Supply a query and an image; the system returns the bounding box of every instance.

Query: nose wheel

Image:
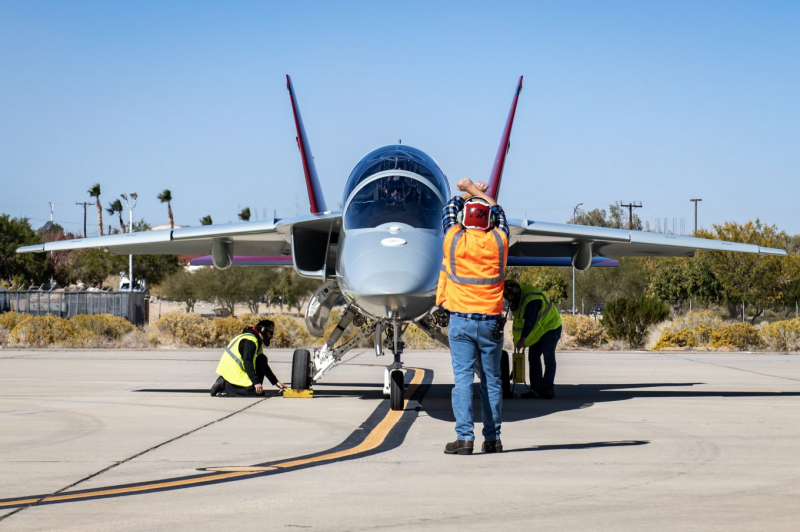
[389,369,404,410]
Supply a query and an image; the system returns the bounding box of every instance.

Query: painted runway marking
[0,367,430,512]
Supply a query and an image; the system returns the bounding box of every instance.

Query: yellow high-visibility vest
[216,332,262,387]
[512,285,562,347]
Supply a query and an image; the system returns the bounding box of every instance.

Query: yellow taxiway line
[0,368,425,508]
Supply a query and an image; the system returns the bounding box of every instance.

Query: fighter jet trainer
[18,75,786,410]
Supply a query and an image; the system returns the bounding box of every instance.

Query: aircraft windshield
[343,145,449,201]
[344,175,444,230]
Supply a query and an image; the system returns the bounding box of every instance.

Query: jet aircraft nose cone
[339,227,443,319]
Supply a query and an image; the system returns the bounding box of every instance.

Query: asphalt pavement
[1,347,799,531]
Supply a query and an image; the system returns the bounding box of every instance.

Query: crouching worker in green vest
[210,320,287,397]
[504,280,562,399]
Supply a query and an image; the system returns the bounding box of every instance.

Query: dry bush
[0,312,32,331]
[710,323,762,350]
[0,326,9,347]
[8,315,76,347]
[653,311,725,350]
[212,316,246,346]
[152,312,216,348]
[69,314,135,340]
[666,310,724,331]
[760,319,800,352]
[654,329,697,350]
[562,314,605,348]
[58,329,105,348]
[119,330,151,349]
[269,315,314,348]
[404,324,442,349]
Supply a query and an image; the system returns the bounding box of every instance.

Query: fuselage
[336,145,449,320]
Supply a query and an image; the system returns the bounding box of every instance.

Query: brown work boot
[481,439,503,453]
[444,439,474,455]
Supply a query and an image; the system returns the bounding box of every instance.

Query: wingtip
[16,244,45,254]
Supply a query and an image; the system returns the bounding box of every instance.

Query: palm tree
[158,189,174,229]
[106,199,126,233]
[199,215,213,226]
[238,207,251,222]
[88,183,103,236]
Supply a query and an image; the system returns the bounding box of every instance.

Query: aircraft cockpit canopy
[343,145,449,230]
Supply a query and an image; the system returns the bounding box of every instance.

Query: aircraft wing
[507,218,786,268]
[17,213,342,261]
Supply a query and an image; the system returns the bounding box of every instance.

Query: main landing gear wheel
[390,369,404,411]
[291,349,312,390]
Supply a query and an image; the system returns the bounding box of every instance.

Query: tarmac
[1,347,800,531]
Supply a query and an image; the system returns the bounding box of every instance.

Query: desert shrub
[7,315,76,347]
[662,311,723,337]
[653,329,697,349]
[760,319,800,352]
[269,315,314,348]
[58,329,104,348]
[0,326,9,347]
[0,312,32,331]
[153,312,216,347]
[118,330,151,349]
[404,324,442,349]
[562,314,605,348]
[653,310,724,349]
[68,314,135,340]
[212,316,246,346]
[602,297,670,348]
[710,323,762,350]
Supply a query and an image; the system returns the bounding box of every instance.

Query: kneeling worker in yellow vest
[504,280,562,399]
[210,320,287,397]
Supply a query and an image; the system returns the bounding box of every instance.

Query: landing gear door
[305,280,342,337]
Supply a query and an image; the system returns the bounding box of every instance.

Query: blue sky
[1,0,798,236]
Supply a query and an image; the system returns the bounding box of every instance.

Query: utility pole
[690,198,702,233]
[620,201,642,230]
[572,202,583,315]
[75,202,91,237]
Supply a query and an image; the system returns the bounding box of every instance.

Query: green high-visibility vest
[215,332,262,387]
[512,284,562,347]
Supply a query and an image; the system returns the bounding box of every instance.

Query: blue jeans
[448,315,503,441]
[528,326,562,391]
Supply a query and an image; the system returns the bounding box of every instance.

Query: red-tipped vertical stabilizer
[485,76,523,201]
[287,75,328,214]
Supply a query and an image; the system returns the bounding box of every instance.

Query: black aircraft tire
[291,349,311,390]
[390,370,404,411]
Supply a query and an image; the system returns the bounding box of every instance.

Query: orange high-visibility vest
[436,225,508,315]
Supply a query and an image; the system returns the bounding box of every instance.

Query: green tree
[199,215,213,226]
[507,267,569,305]
[158,189,174,228]
[0,215,50,285]
[575,257,652,302]
[696,220,800,323]
[88,183,104,236]
[271,268,319,312]
[160,269,198,312]
[571,202,642,230]
[106,199,126,233]
[238,207,251,222]
[602,297,670,348]
[651,258,723,312]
